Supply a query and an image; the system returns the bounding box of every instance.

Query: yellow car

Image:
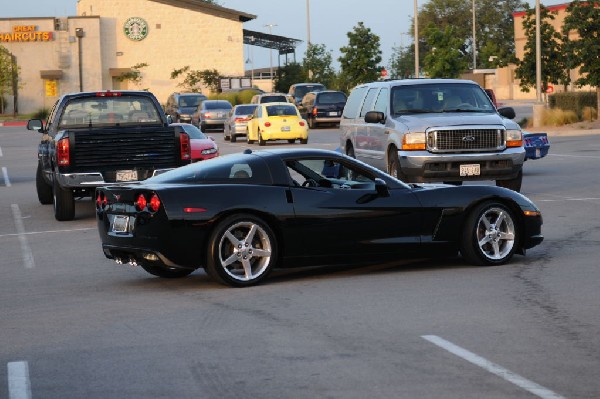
[246,102,309,145]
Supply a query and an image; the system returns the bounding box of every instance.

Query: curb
[0,121,28,127]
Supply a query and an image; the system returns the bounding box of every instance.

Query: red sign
[546,85,554,94]
[381,68,388,78]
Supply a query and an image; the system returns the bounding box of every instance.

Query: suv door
[354,87,380,162]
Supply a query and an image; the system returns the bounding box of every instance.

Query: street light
[75,28,85,91]
[246,36,255,86]
[535,0,542,103]
[264,23,278,91]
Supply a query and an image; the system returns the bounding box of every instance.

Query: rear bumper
[56,168,173,188]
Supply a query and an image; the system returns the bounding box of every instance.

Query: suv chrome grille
[427,128,505,152]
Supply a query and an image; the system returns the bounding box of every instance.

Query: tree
[170,66,221,93]
[338,22,382,92]
[388,44,415,79]
[563,0,600,114]
[116,62,148,90]
[422,24,469,78]
[514,4,569,94]
[273,62,306,93]
[0,45,20,114]
[302,43,335,87]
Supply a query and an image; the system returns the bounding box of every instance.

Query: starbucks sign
[123,17,148,41]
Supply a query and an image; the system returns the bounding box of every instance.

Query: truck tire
[387,146,409,182]
[53,178,75,221]
[496,170,522,192]
[36,163,53,205]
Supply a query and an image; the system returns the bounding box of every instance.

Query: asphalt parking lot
[1,124,599,398]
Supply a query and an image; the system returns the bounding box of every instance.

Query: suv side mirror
[365,111,385,124]
[498,107,516,120]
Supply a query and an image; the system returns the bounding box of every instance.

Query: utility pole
[472,0,477,70]
[264,23,277,91]
[414,0,419,78]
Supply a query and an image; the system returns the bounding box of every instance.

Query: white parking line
[0,227,95,239]
[7,361,32,399]
[11,204,35,269]
[2,167,10,187]
[422,335,566,399]
[548,153,600,159]
[0,145,4,156]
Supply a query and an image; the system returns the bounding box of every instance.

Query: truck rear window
[59,96,162,127]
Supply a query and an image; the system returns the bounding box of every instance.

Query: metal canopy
[243,29,302,55]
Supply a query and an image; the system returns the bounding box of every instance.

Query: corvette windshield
[391,83,495,115]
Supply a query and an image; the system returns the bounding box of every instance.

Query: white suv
[339,79,525,191]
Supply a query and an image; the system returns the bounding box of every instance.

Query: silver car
[191,100,233,131]
[224,104,258,142]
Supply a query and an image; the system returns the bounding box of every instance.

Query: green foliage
[237,89,259,104]
[514,4,570,93]
[274,63,306,93]
[548,91,597,118]
[116,62,148,88]
[0,45,20,114]
[389,44,415,79]
[32,108,49,119]
[171,67,221,93]
[338,22,382,91]
[206,89,260,105]
[302,43,336,87]
[422,24,469,78]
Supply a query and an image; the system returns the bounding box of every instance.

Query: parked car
[171,123,219,161]
[191,100,233,131]
[523,131,550,160]
[27,90,191,221]
[339,79,526,191]
[165,92,208,123]
[250,92,289,104]
[288,83,326,105]
[246,102,308,145]
[224,104,258,142]
[299,90,347,128]
[96,148,544,287]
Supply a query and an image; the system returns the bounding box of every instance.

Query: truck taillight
[57,137,70,165]
[180,132,191,160]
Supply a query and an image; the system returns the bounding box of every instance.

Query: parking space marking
[0,227,95,239]
[11,204,35,269]
[422,335,565,399]
[7,361,32,399]
[548,153,600,159]
[2,167,10,187]
[0,145,4,156]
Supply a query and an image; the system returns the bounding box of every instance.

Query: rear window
[205,101,232,110]
[235,105,258,115]
[317,92,347,104]
[266,105,297,117]
[178,95,206,107]
[59,95,161,127]
[260,95,287,103]
[294,84,325,99]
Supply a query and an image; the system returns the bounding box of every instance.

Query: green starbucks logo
[123,17,148,41]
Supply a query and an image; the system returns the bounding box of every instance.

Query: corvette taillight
[95,191,108,209]
[180,132,191,161]
[135,194,147,211]
[149,193,161,212]
[57,137,70,166]
[135,193,161,212]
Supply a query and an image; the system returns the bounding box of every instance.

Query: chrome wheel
[213,218,274,284]
[475,207,515,260]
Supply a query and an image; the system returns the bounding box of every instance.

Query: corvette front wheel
[205,214,277,287]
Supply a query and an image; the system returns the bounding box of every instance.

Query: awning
[40,70,63,79]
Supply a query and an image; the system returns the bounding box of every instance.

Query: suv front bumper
[397,147,525,182]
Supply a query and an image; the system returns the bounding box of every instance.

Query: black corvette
[96,148,543,287]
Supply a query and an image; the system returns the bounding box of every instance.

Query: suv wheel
[387,146,409,182]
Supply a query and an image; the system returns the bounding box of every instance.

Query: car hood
[394,112,519,132]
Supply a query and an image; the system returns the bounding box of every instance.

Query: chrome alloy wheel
[475,207,515,260]
[217,221,273,282]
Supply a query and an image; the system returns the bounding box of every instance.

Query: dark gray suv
[165,92,207,123]
[339,79,525,191]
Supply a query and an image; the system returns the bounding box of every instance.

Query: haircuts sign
[0,25,53,42]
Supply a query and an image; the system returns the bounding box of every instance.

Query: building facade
[0,0,255,114]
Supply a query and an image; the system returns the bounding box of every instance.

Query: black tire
[200,122,207,131]
[460,201,518,266]
[387,146,409,182]
[231,134,237,143]
[36,163,53,205]
[52,178,75,221]
[496,170,523,192]
[223,128,231,141]
[205,214,277,287]
[247,128,255,144]
[300,138,308,144]
[308,117,316,129]
[288,139,296,144]
[258,130,266,146]
[140,264,194,278]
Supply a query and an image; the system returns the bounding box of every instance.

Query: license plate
[535,148,541,158]
[328,111,338,116]
[116,170,138,182]
[218,113,225,118]
[281,126,291,132]
[111,215,130,233]
[460,164,480,176]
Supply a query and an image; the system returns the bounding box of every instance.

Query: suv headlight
[402,132,426,150]
[506,129,523,147]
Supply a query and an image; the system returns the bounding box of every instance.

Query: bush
[549,92,596,118]
[582,106,597,121]
[32,108,49,119]
[543,108,578,126]
[237,89,258,104]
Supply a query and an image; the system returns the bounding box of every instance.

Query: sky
[2,0,569,71]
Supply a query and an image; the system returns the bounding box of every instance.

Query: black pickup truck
[27,90,191,221]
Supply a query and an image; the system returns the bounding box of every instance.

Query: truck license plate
[116,170,138,182]
[111,215,130,233]
[328,111,338,116]
[460,164,480,176]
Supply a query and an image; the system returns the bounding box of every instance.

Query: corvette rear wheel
[206,214,277,287]
[461,201,518,266]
